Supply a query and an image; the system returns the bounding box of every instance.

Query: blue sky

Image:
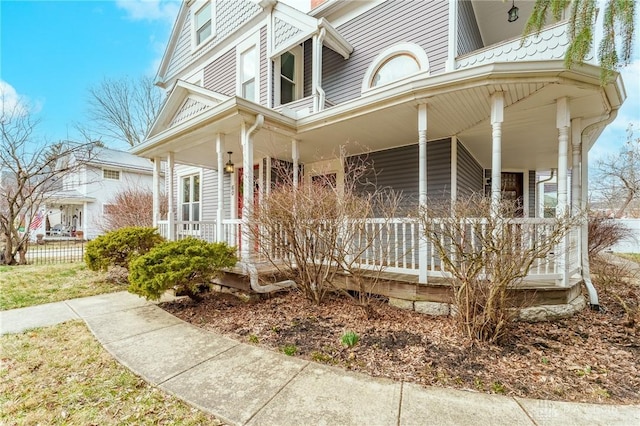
[1,0,638,160]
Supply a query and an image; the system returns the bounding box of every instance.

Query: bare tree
[0,90,96,264]
[99,185,168,232]
[419,195,580,343]
[80,75,164,147]
[591,124,640,218]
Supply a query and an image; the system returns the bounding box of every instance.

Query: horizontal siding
[324,0,449,105]
[456,140,483,198]
[202,168,217,221]
[304,39,312,98]
[457,0,484,55]
[529,170,536,218]
[349,138,452,212]
[260,26,267,106]
[204,48,236,96]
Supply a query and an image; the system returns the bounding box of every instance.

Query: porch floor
[216,263,583,308]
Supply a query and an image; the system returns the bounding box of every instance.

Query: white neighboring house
[33,146,164,240]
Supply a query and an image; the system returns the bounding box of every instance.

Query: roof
[79,146,156,173]
[44,189,96,204]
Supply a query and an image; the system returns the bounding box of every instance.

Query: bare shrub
[587,214,632,258]
[100,187,167,231]
[590,255,640,326]
[419,195,580,343]
[248,151,403,307]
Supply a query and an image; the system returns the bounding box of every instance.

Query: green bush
[128,238,237,301]
[84,227,164,271]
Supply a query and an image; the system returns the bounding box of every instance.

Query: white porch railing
[157,217,580,285]
[455,21,595,70]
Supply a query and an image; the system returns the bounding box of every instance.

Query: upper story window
[362,43,430,93]
[236,33,260,102]
[371,55,420,87]
[193,1,213,48]
[103,169,120,180]
[275,46,303,106]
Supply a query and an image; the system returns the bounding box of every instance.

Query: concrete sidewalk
[2,292,639,426]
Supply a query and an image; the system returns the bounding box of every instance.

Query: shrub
[128,238,237,301]
[588,215,632,258]
[85,227,163,271]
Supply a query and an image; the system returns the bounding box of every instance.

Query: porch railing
[157,217,580,285]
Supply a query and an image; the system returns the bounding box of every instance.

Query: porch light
[224,151,235,174]
[507,0,519,22]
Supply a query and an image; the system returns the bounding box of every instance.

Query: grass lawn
[617,253,640,264]
[0,321,220,425]
[0,263,122,310]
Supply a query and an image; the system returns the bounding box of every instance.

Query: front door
[237,164,260,218]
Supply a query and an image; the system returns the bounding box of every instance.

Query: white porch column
[556,97,571,286]
[571,118,582,215]
[556,97,570,215]
[446,0,458,71]
[240,115,264,261]
[152,157,161,228]
[418,103,428,283]
[216,134,225,243]
[292,139,299,188]
[490,92,504,215]
[450,136,458,204]
[167,152,175,240]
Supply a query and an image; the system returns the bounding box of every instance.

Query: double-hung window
[181,174,201,226]
[275,46,302,105]
[237,33,260,102]
[193,1,213,47]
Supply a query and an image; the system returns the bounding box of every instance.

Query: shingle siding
[323,0,449,105]
[457,0,484,55]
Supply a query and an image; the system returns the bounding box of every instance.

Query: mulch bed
[161,275,640,405]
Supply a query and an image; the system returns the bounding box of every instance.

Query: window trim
[361,43,430,94]
[178,171,203,223]
[102,168,121,180]
[236,33,261,102]
[192,0,215,51]
[274,45,303,106]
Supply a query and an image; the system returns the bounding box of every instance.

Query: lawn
[0,321,221,425]
[617,253,640,264]
[0,263,121,310]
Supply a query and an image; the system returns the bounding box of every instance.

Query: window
[194,1,212,46]
[362,43,430,93]
[180,174,201,223]
[275,46,303,106]
[103,169,120,180]
[371,55,420,87]
[236,34,260,102]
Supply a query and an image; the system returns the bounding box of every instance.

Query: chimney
[311,0,327,10]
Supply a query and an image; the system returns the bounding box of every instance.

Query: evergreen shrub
[84,227,163,271]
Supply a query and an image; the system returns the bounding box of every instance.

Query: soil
[160,261,640,405]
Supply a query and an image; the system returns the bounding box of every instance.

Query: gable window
[275,46,303,106]
[180,174,201,223]
[362,43,430,93]
[103,169,120,180]
[371,55,420,87]
[236,34,260,102]
[193,1,213,47]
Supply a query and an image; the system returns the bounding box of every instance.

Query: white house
[36,146,164,240]
[131,0,626,313]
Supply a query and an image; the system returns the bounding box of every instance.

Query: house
[36,146,164,240]
[131,0,626,314]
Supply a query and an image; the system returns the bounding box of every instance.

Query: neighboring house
[132,0,626,312]
[38,146,164,240]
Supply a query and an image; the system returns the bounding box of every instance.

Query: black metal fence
[26,239,86,265]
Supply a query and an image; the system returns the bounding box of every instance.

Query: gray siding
[529,170,536,218]
[204,48,236,96]
[457,0,484,56]
[260,26,267,106]
[323,0,449,105]
[349,138,452,211]
[456,140,483,198]
[304,39,312,98]
[166,0,261,82]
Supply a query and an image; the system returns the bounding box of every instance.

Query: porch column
[152,157,161,228]
[556,97,571,286]
[167,152,175,240]
[216,134,225,243]
[241,115,264,261]
[418,103,428,283]
[490,92,504,216]
[571,118,582,216]
[292,139,299,188]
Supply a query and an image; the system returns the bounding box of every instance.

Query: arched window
[362,43,430,93]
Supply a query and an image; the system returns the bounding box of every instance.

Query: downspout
[313,28,327,112]
[580,108,619,309]
[242,114,296,293]
[536,169,555,218]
